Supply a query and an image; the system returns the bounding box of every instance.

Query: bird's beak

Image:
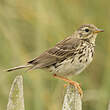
[94,29,104,33]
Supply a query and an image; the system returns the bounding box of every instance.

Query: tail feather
[6,65,32,72]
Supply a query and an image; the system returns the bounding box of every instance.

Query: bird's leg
[53,74,83,97]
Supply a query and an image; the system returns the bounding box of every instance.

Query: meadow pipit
[6,24,104,96]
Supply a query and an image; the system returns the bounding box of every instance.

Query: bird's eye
[85,28,89,32]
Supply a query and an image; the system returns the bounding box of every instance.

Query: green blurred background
[0,0,110,110]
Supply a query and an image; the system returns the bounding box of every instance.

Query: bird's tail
[6,64,32,72]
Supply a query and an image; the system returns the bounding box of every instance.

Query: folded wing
[28,36,80,69]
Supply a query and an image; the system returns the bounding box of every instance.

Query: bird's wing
[27,36,80,69]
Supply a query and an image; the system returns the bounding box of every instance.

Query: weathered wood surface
[7,75,25,110]
[62,84,82,110]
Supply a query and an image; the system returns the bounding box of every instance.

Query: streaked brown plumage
[6,24,103,96]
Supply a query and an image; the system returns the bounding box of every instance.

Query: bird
[6,24,104,96]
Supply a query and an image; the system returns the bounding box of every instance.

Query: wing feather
[27,36,80,68]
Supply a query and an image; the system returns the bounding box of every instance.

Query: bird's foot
[53,74,83,97]
[68,80,83,97]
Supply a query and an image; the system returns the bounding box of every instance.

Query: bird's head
[76,24,104,43]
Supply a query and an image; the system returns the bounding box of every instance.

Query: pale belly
[48,48,94,76]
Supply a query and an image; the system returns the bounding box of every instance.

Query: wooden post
[62,84,82,110]
[108,101,110,110]
[7,75,25,110]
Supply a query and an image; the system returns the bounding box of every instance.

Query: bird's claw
[69,81,83,98]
